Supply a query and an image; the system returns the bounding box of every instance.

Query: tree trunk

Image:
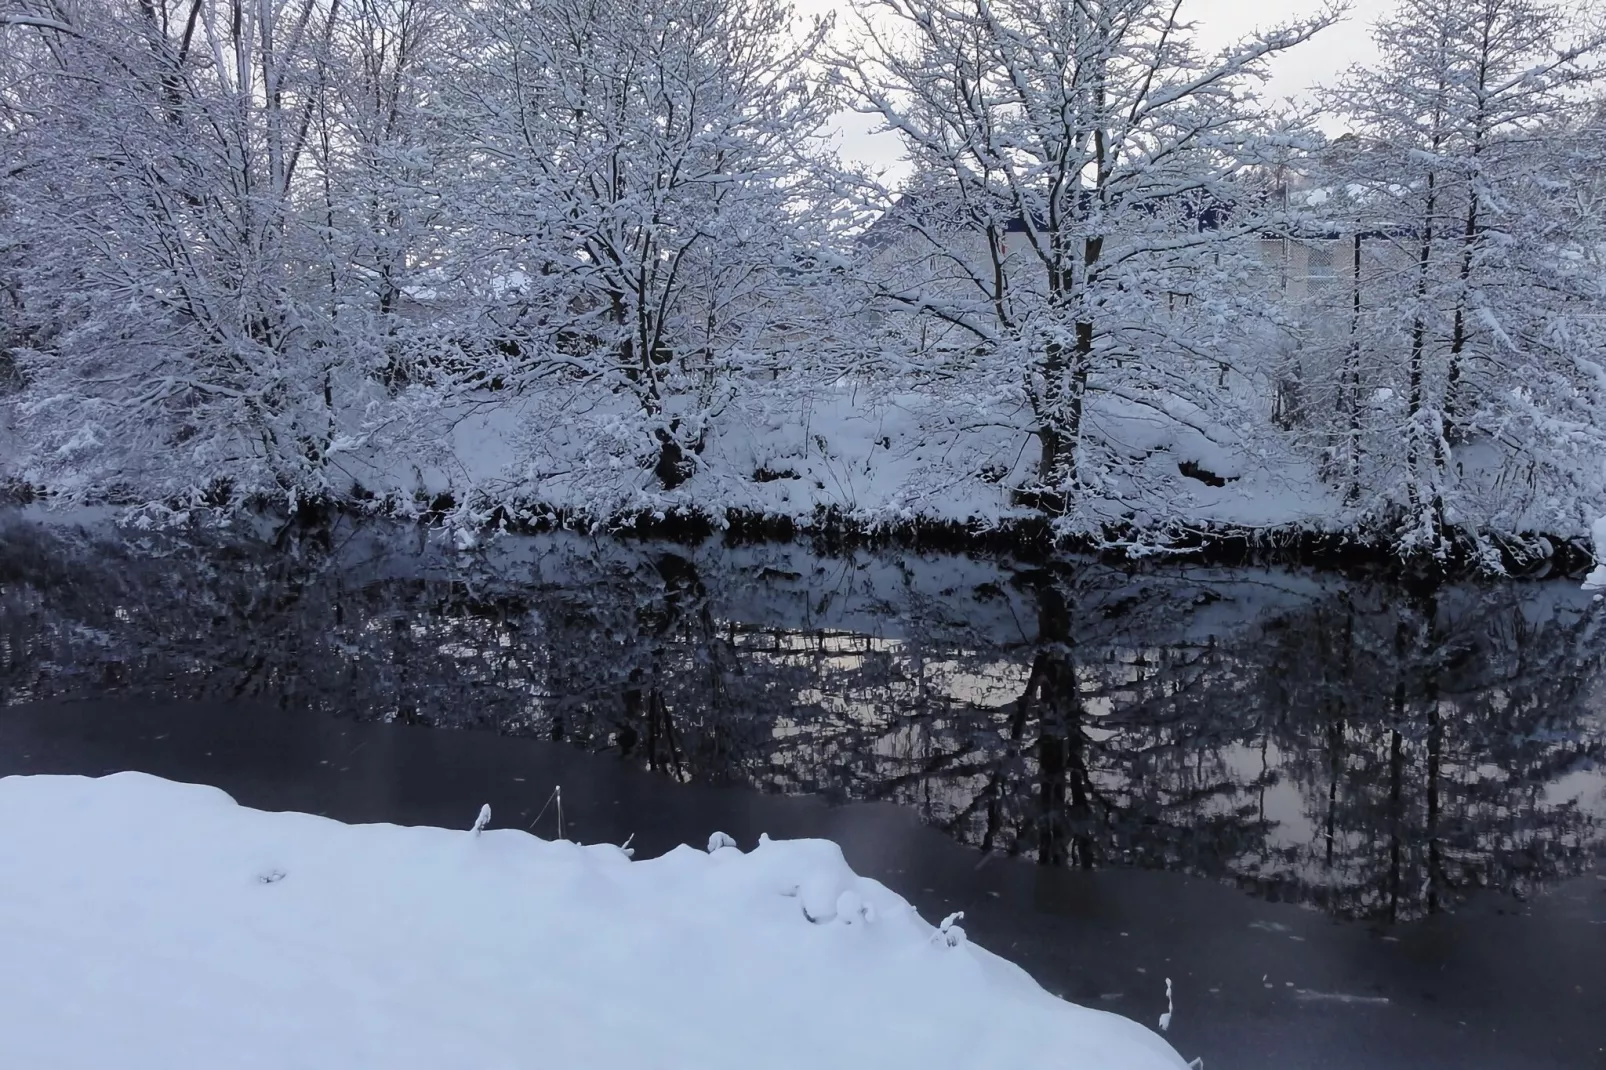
[1341,233,1364,504]
[1036,337,1065,487]
[1067,318,1092,486]
[653,428,692,490]
[1406,167,1444,546]
[1445,155,1482,441]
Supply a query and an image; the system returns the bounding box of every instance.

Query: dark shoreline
[5,479,1597,582]
[348,494,1599,583]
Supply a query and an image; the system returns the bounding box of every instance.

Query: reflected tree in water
[2,519,1602,921]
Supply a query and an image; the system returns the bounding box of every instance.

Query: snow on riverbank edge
[1583,516,1606,591]
[0,772,1190,1070]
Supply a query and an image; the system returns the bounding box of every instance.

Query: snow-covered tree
[1319,0,1606,557]
[838,0,1340,534]
[444,0,850,496]
[1,0,369,511]
[4,0,1603,557]
[310,0,456,389]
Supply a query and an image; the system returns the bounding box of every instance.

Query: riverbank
[5,486,1593,580]
[414,499,1598,579]
[4,380,1596,579]
[0,770,1191,1070]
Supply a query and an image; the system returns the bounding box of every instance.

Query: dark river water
[2,515,1603,1068]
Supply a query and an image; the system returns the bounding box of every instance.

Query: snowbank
[352,382,1341,538]
[0,772,1189,1070]
[1583,516,1606,591]
[343,382,1597,553]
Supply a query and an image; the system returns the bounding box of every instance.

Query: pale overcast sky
[802,0,1395,171]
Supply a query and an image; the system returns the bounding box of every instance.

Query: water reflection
[3,518,1602,921]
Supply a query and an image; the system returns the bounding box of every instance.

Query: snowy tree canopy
[2,0,1605,564]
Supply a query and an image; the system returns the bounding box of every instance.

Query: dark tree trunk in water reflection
[1388,727,1405,922]
[1025,580,1096,869]
[2,519,1603,922]
[1424,592,1443,916]
[1321,594,1354,870]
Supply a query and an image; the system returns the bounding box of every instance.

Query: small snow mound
[835,889,875,925]
[797,870,854,923]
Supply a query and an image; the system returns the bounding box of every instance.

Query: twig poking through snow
[471,804,492,837]
[527,787,562,836]
[1159,977,1173,1032]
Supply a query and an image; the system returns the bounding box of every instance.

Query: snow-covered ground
[7,370,1594,550]
[351,381,1343,536]
[333,378,1593,546]
[0,772,1191,1070]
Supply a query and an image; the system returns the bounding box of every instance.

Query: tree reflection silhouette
[3,520,1602,921]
